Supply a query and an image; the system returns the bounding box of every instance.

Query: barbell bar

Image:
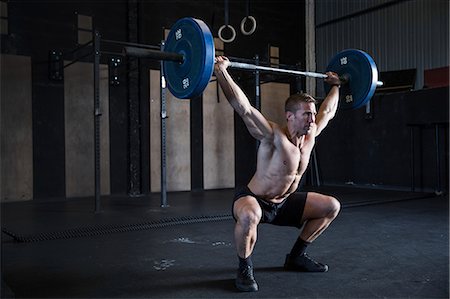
[124,17,383,109]
[227,61,382,87]
[124,46,383,84]
[124,46,329,78]
[227,61,329,79]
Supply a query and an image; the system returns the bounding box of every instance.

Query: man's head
[285,93,317,113]
[285,93,317,136]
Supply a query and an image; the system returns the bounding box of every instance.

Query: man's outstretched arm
[214,56,274,141]
[315,72,341,136]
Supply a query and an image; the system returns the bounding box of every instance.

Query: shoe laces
[240,265,255,280]
[302,253,321,266]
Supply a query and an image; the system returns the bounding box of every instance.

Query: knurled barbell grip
[228,61,328,78]
[229,62,384,86]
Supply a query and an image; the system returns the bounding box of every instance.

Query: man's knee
[235,203,262,228]
[327,196,341,219]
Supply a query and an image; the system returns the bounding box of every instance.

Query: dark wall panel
[139,1,305,67]
[108,73,129,195]
[316,87,449,192]
[32,83,66,200]
[191,95,204,191]
[32,47,66,200]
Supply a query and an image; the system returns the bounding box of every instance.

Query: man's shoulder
[303,129,317,147]
[268,121,283,132]
[260,123,283,146]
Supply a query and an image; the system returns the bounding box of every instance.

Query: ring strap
[224,0,229,26]
[245,0,249,18]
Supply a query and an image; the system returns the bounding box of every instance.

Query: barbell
[124,17,383,110]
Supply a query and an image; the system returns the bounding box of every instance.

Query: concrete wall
[150,70,191,192]
[64,62,110,198]
[202,78,235,190]
[1,54,33,201]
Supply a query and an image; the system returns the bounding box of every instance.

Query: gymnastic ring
[240,16,257,36]
[218,24,236,43]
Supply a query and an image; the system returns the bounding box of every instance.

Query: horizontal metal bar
[63,50,94,69]
[227,55,301,70]
[123,46,184,62]
[102,39,160,50]
[229,61,384,87]
[100,50,125,57]
[121,47,383,88]
[66,40,93,56]
[228,61,328,78]
[226,55,261,64]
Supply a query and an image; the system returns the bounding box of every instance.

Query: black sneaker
[235,265,258,292]
[284,253,329,272]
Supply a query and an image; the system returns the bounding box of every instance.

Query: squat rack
[53,30,103,213]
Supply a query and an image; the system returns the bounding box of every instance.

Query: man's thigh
[301,192,337,223]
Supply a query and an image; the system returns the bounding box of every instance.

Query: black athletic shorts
[232,185,307,228]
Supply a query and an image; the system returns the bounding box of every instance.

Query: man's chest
[277,139,314,174]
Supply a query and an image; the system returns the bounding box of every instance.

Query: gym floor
[1,186,448,298]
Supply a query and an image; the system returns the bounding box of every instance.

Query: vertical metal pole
[410,126,415,192]
[312,149,321,186]
[435,124,441,195]
[294,62,302,93]
[94,30,101,213]
[365,100,372,120]
[127,0,141,196]
[254,55,260,111]
[254,55,261,151]
[160,41,168,208]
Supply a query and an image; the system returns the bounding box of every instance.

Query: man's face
[290,102,317,135]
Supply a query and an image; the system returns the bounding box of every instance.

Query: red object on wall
[424,66,449,89]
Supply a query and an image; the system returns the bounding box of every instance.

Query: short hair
[285,93,317,113]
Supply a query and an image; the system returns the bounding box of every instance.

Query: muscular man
[214,56,342,292]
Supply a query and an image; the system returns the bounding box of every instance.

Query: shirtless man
[214,56,342,292]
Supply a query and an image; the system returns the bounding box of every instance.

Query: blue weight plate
[324,49,378,110]
[164,18,215,99]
